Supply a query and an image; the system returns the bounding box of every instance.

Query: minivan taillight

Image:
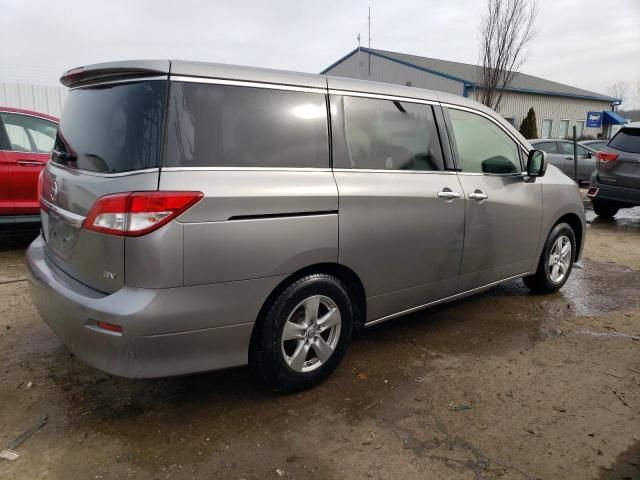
[84,191,203,237]
[596,151,619,162]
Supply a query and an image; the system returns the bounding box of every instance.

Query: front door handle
[437,189,461,200]
[17,159,45,167]
[469,191,489,201]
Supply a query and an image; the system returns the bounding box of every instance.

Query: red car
[0,107,58,229]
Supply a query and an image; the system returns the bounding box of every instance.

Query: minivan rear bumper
[26,235,280,378]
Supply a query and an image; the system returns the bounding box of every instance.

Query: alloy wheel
[548,235,572,283]
[280,295,342,373]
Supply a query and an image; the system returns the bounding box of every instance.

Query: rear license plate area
[47,212,78,258]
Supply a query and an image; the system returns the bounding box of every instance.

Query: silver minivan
[27,60,585,392]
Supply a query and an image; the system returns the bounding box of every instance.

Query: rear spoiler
[60,60,171,88]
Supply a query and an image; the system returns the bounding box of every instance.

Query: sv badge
[103,271,117,280]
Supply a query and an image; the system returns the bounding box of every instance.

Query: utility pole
[368,6,371,77]
[357,33,361,79]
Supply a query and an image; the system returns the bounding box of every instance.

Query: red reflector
[83,191,203,237]
[97,321,122,333]
[596,151,619,162]
[37,170,48,212]
[587,187,599,198]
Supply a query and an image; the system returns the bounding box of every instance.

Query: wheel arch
[553,213,584,261]
[249,263,367,354]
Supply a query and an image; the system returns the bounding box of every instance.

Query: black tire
[523,222,576,294]
[249,274,353,393]
[591,199,619,219]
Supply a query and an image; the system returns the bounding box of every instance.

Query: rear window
[609,128,640,154]
[164,82,329,169]
[53,80,166,173]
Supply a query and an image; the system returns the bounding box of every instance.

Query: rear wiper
[52,149,77,163]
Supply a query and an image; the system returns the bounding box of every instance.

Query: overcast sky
[1,0,639,108]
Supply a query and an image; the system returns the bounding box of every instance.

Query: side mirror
[526,149,547,177]
[585,151,592,159]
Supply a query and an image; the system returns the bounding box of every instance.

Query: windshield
[53,80,167,173]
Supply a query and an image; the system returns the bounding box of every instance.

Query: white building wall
[0,83,67,118]
[325,52,465,96]
[470,89,611,139]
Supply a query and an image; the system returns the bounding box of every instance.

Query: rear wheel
[250,274,353,393]
[591,199,619,219]
[524,222,576,294]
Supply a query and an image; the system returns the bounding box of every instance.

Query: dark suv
[588,122,640,218]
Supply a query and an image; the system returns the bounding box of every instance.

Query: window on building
[542,119,553,139]
[333,95,444,171]
[448,108,521,174]
[559,119,570,139]
[165,82,329,168]
[504,117,516,127]
[576,120,585,138]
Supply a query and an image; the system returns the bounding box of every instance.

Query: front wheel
[249,274,353,393]
[524,222,576,294]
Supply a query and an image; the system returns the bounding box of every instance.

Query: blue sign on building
[586,111,602,128]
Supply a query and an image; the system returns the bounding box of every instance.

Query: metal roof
[321,47,618,103]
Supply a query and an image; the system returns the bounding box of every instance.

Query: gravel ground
[0,206,639,480]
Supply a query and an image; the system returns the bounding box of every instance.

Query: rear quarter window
[165,82,329,169]
[608,128,640,154]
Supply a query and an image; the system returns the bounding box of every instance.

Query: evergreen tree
[519,108,538,139]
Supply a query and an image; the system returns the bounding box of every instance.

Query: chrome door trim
[170,75,327,94]
[161,166,332,173]
[328,89,438,106]
[48,162,160,178]
[365,273,528,327]
[41,198,86,227]
[332,168,458,175]
[456,172,528,177]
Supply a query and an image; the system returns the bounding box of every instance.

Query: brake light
[587,187,599,198]
[596,151,619,162]
[84,191,203,237]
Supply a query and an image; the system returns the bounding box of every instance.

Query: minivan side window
[165,83,329,169]
[448,108,521,174]
[331,95,444,171]
[0,113,57,153]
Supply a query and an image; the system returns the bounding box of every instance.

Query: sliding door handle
[437,189,461,199]
[469,191,489,201]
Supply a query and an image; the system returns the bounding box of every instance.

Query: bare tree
[607,81,629,106]
[477,0,538,112]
